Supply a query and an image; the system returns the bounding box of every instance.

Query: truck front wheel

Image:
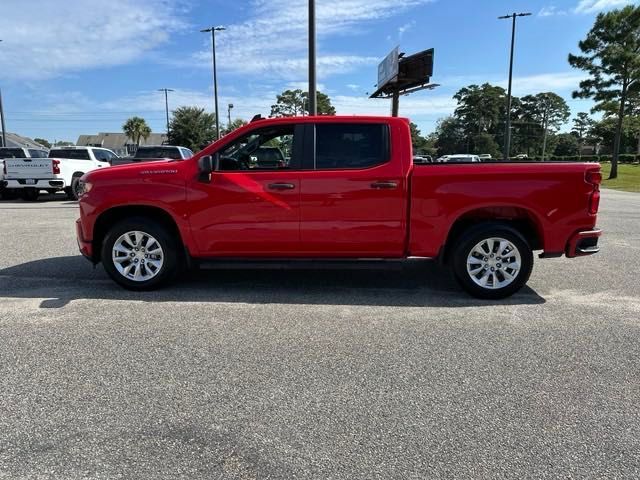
[452,224,533,299]
[101,217,179,290]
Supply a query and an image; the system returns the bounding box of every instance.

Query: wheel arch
[92,205,186,264]
[441,206,544,265]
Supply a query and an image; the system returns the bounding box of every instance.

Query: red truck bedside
[76,116,602,299]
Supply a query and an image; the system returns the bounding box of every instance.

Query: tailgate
[4,158,54,179]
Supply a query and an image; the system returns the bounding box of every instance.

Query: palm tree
[122,117,152,147]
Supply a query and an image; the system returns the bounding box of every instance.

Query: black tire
[451,223,533,299]
[101,217,179,291]
[69,176,83,200]
[64,187,74,200]
[21,188,39,202]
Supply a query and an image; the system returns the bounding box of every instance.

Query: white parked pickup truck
[1,147,50,199]
[2,146,118,201]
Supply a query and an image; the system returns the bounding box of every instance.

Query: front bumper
[566,229,602,258]
[4,179,67,189]
[76,219,94,261]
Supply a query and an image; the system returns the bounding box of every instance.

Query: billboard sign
[377,47,399,89]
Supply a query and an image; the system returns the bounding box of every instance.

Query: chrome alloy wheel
[466,237,522,290]
[112,231,164,282]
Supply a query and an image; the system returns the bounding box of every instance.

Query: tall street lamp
[0,39,6,148]
[308,0,317,115]
[158,88,174,141]
[499,12,531,160]
[201,26,225,141]
[227,103,233,128]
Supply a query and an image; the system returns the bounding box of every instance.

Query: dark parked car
[110,146,194,166]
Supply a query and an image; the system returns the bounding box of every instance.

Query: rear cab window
[314,123,389,170]
[49,149,91,160]
[0,148,26,159]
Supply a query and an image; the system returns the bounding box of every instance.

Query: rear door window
[314,123,389,170]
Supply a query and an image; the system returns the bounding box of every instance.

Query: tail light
[586,169,602,215]
[586,170,602,185]
[52,159,60,175]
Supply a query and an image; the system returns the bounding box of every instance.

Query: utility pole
[201,26,225,140]
[0,40,5,148]
[499,12,531,161]
[0,88,6,148]
[227,103,233,128]
[308,0,317,115]
[158,88,174,140]
[391,92,400,117]
[541,97,550,161]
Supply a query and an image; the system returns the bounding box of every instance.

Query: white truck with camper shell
[2,146,118,201]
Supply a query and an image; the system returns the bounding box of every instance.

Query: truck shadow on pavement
[0,255,546,308]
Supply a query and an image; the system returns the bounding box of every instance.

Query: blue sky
[0,0,636,143]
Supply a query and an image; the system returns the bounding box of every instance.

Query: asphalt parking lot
[0,189,639,479]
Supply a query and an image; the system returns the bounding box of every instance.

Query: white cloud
[439,72,587,95]
[398,20,417,37]
[186,0,433,81]
[504,72,587,95]
[332,94,457,117]
[286,82,327,92]
[574,0,633,13]
[0,0,187,80]
[538,6,568,16]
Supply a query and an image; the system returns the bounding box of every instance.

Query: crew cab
[110,145,194,166]
[4,146,116,200]
[76,116,602,299]
[1,147,49,199]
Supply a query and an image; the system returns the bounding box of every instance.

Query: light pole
[0,39,6,148]
[499,12,531,161]
[541,96,550,161]
[201,26,225,141]
[308,0,317,115]
[227,103,233,128]
[158,88,174,140]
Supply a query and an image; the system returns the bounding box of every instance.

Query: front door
[188,124,303,257]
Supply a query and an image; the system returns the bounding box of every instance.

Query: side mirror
[198,154,220,183]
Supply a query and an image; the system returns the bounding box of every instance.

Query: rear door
[298,122,407,257]
[188,123,303,257]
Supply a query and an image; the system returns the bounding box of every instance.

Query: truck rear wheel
[452,223,533,299]
[69,176,83,200]
[101,217,179,290]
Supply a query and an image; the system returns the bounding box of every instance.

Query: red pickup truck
[76,116,602,299]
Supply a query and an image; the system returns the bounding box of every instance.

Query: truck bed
[408,162,600,257]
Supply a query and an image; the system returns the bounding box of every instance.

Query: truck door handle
[371,181,398,189]
[267,183,296,191]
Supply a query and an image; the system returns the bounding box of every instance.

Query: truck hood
[84,159,182,183]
